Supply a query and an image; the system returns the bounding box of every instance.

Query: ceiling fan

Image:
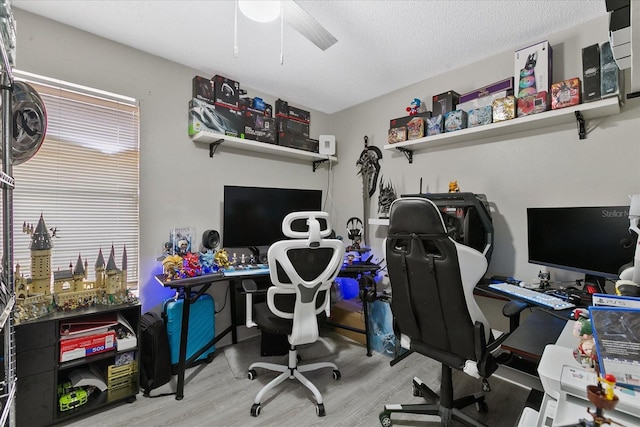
[236,0,337,61]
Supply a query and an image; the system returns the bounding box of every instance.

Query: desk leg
[363,299,372,357]
[175,295,192,400]
[230,280,238,344]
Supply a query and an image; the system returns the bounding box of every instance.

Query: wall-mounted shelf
[191,131,337,172]
[383,97,621,163]
[369,218,389,226]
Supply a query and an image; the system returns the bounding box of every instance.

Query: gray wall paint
[12,9,640,327]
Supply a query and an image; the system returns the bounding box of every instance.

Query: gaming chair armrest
[242,279,268,328]
[502,300,529,333]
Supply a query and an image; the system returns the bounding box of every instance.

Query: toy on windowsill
[406,98,426,116]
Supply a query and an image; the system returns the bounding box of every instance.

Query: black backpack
[139,311,173,397]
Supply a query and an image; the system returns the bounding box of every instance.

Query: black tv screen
[223,185,323,248]
[527,206,634,280]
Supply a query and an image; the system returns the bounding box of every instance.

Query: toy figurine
[572,309,596,369]
[180,252,201,278]
[162,254,183,281]
[448,181,460,193]
[214,248,231,269]
[406,98,425,116]
[199,250,216,274]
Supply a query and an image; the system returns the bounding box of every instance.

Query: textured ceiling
[13,0,608,114]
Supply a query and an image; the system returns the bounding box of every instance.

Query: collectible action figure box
[444,110,467,133]
[188,98,244,138]
[551,78,581,110]
[467,105,492,128]
[192,76,214,104]
[212,74,240,110]
[582,43,601,102]
[517,91,549,117]
[600,41,623,99]
[514,41,553,99]
[492,96,516,122]
[456,78,514,112]
[432,91,460,117]
[426,114,443,136]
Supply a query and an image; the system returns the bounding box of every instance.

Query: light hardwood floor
[57,330,530,427]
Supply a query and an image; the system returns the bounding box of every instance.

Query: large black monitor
[527,206,634,289]
[223,185,323,249]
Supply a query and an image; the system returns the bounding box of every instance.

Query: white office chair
[245,211,345,417]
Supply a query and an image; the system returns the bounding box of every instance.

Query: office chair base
[379,376,488,427]
[248,356,340,417]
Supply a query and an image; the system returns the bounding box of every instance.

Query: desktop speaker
[318,135,336,155]
[202,229,220,250]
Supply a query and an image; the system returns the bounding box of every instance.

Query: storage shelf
[191,131,337,171]
[368,218,389,226]
[383,97,620,162]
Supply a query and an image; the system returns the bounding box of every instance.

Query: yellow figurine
[214,248,231,269]
[448,181,460,193]
[162,254,183,280]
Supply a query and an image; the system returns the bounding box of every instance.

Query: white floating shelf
[191,131,337,163]
[383,97,621,160]
[369,218,390,226]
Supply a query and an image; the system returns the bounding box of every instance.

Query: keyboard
[488,282,576,310]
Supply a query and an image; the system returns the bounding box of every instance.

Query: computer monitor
[526,206,634,291]
[222,185,323,251]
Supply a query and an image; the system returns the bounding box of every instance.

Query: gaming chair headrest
[281,211,332,248]
[388,197,448,236]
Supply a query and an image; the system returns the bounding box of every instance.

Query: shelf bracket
[313,159,328,172]
[575,111,586,140]
[395,147,413,164]
[209,139,224,157]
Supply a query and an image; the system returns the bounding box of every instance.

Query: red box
[551,78,581,110]
[60,330,116,362]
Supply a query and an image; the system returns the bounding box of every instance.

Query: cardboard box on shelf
[514,40,553,98]
[212,74,240,110]
[60,330,116,362]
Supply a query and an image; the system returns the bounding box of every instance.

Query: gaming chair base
[379,370,489,427]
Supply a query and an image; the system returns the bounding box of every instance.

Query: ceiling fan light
[238,1,281,23]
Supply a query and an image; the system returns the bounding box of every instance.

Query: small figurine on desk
[572,309,596,370]
[448,181,460,193]
[162,254,183,281]
[199,250,216,274]
[406,98,426,116]
[214,248,231,269]
[537,270,551,288]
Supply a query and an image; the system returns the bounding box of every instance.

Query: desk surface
[501,309,568,361]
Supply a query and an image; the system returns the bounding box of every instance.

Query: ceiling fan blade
[283,0,337,51]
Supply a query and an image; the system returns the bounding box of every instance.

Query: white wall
[329,14,640,287]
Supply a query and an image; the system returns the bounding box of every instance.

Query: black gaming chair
[379,197,509,427]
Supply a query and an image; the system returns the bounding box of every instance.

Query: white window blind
[7,76,140,286]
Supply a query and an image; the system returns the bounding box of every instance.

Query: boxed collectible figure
[551,78,581,110]
[456,78,514,112]
[406,117,425,139]
[517,92,549,117]
[388,127,407,144]
[389,111,431,129]
[432,91,460,117]
[426,114,443,136]
[600,41,623,99]
[212,74,240,110]
[492,96,516,122]
[514,41,553,98]
[444,110,467,132]
[467,105,492,128]
[188,98,244,137]
[192,76,214,104]
[582,43,601,102]
[243,108,276,144]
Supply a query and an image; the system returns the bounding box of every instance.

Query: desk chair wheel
[332,369,341,380]
[476,400,488,414]
[250,403,261,417]
[379,411,392,427]
[248,369,257,380]
[316,403,326,417]
[412,382,421,397]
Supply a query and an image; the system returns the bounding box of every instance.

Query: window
[7,72,139,287]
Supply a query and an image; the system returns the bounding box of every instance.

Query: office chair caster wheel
[476,400,488,414]
[248,369,257,380]
[316,403,326,417]
[250,403,261,417]
[481,378,491,392]
[332,369,341,380]
[379,411,392,427]
[412,383,422,397]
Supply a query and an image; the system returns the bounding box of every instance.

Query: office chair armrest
[502,300,529,332]
[242,279,267,328]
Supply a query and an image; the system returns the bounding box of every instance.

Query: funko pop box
[514,41,553,99]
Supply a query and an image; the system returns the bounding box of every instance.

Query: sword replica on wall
[356,136,382,247]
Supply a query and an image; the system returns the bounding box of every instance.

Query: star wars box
[426,114,443,136]
[388,127,407,143]
[492,96,516,122]
[517,91,549,117]
[456,78,514,112]
[278,133,319,153]
[188,98,244,137]
[212,74,240,110]
[551,78,581,110]
[467,105,492,128]
[600,41,623,99]
[515,41,553,99]
[432,91,460,117]
[582,44,601,102]
[406,116,425,139]
[444,110,467,132]
[243,107,276,144]
[192,76,214,104]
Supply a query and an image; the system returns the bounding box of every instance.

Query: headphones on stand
[359,274,377,303]
[347,217,363,245]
